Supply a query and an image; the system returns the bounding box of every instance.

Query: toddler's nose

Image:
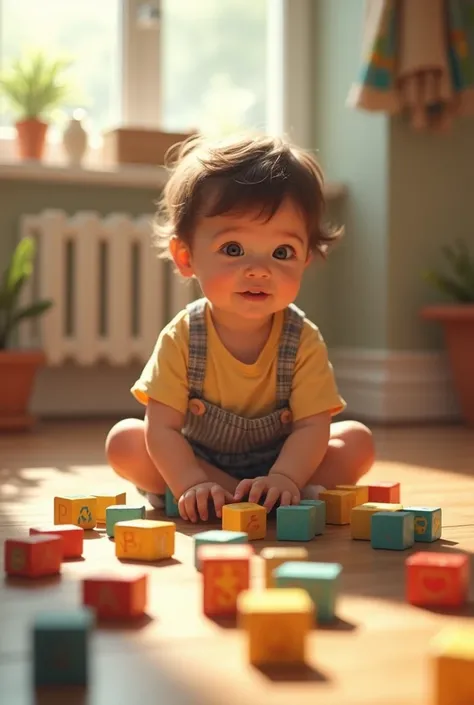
[244,259,271,278]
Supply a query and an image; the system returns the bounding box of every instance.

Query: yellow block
[92,492,126,523]
[114,519,175,561]
[238,588,314,665]
[431,626,474,705]
[222,502,266,540]
[260,547,309,588]
[319,490,356,524]
[336,484,369,506]
[54,495,97,530]
[350,502,403,540]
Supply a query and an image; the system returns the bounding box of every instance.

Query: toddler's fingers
[280,490,293,507]
[248,479,266,505]
[263,487,280,512]
[196,487,210,522]
[178,495,190,522]
[211,485,226,519]
[183,490,199,523]
[234,479,252,501]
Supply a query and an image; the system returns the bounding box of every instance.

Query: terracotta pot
[0,350,46,431]
[420,304,474,426]
[15,118,48,160]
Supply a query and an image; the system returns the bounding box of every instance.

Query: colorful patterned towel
[347,0,474,131]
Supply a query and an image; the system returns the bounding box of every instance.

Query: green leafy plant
[0,49,74,121]
[424,239,474,303]
[0,237,53,350]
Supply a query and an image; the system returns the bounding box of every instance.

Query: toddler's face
[187,198,311,320]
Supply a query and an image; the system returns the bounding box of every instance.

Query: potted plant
[0,49,73,160]
[421,239,474,427]
[0,236,53,431]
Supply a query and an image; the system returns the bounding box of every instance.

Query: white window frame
[0,0,313,166]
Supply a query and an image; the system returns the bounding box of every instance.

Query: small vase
[63,112,88,166]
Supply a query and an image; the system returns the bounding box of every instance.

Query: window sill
[0,160,347,200]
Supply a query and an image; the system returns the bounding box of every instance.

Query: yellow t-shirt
[131,304,345,422]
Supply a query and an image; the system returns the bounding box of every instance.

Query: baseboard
[330,348,459,423]
[30,350,460,424]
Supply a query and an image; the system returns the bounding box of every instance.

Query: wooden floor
[1,420,473,705]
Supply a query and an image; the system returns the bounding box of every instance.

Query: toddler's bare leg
[105,418,238,495]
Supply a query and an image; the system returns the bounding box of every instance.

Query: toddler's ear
[169,236,194,277]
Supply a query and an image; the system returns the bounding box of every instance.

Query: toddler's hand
[234,473,300,512]
[178,481,234,523]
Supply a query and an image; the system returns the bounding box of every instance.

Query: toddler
[106,133,374,523]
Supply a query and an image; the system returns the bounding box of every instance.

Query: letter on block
[351,502,403,540]
[83,572,147,619]
[319,490,356,525]
[54,495,97,530]
[260,546,309,588]
[406,551,469,608]
[431,626,474,705]
[4,535,62,578]
[274,560,342,623]
[371,511,414,550]
[106,504,146,538]
[30,524,84,559]
[238,588,314,665]
[199,544,254,617]
[115,519,175,561]
[336,484,369,506]
[276,505,317,541]
[92,493,126,523]
[403,506,442,543]
[33,607,95,686]
[222,502,266,540]
[368,481,400,503]
[193,529,248,570]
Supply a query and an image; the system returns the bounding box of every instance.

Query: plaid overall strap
[276,303,305,409]
[186,298,208,398]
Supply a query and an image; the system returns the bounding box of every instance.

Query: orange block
[83,573,147,619]
[30,524,84,559]
[4,535,62,578]
[406,551,469,608]
[368,481,400,504]
[199,544,254,617]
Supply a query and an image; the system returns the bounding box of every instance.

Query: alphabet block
[193,529,248,570]
[4,535,62,578]
[406,551,469,608]
[92,492,126,523]
[30,524,84,559]
[238,588,314,665]
[106,504,146,537]
[33,607,95,686]
[319,489,356,525]
[368,481,400,504]
[300,499,326,534]
[54,495,97,530]
[165,486,180,517]
[351,502,403,540]
[199,543,254,617]
[336,484,369,505]
[260,546,309,588]
[274,560,342,623]
[83,572,147,619]
[222,502,266,540]
[114,519,175,561]
[431,626,474,705]
[371,511,415,550]
[403,506,442,543]
[276,504,317,541]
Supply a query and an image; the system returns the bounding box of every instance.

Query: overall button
[188,398,206,416]
[280,410,292,424]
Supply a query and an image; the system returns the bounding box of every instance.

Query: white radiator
[18,209,193,366]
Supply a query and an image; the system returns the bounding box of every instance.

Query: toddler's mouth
[239,291,270,301]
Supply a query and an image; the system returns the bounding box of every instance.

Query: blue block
[33,608,95,686]
[276,505,317,541]
[371,511,414,550]
[300,499,326,535]
[193,530,248,570]
[106,504,145,537]
[165,487,180,517]
[274,561,342,623]
[403,506,442,542]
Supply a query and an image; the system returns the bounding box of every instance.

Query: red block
[4,535,62,578]
[368,481,400,503]
[406,551,469,607]
[199,544,254,618]
[83,573,148,619]
[30,524,84,559]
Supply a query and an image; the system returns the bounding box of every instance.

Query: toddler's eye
[273,245,295,260]
[221,242,244,257]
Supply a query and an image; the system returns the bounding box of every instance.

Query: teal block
[403,506,442,542]
[33,607,95,686]
[193,530,248,570]
[106,504,145,537]
[371,511,414,550]
[274,561,342,623]
[300,499,326,535]
[276,505,317,541]
[165,487,180,517]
